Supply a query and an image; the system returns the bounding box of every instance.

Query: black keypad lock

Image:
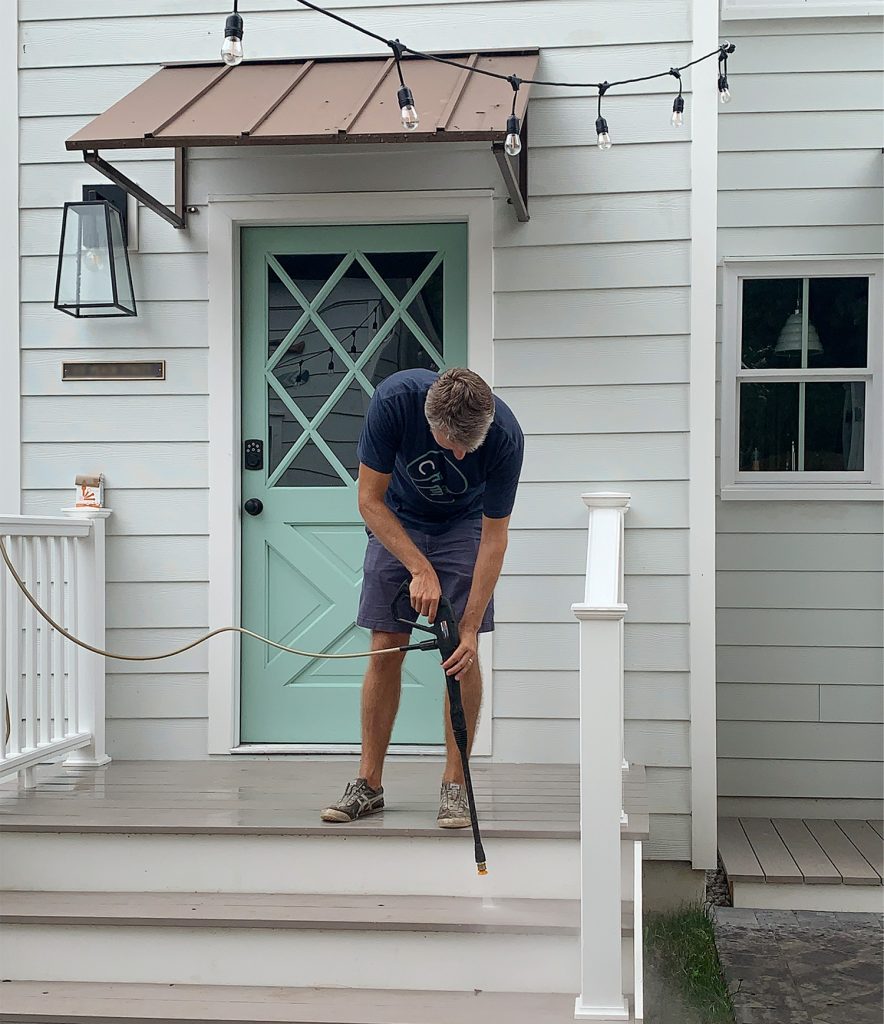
[243,439,264,471]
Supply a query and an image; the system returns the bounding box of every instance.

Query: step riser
[0,833,579,899]
[732,881,884,913]
[0,924,587,993]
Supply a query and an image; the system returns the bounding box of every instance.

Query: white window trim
[721,0,884,19]
[205,190,495,757]
[720,256,884,502]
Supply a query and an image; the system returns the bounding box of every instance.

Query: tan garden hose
[0,535,409,664]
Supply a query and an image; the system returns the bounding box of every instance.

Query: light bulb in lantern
[221,12,244,66]
[397,86,419,131]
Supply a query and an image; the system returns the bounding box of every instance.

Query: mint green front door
[240,224,468,744]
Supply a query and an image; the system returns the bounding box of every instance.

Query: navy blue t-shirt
[357,369,524,534]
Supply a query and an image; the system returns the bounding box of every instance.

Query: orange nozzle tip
[477,863,488,875]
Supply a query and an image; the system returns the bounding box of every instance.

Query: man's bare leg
[442,660,483,785]
[358,630,409,790]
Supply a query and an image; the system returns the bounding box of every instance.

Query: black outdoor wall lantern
[54,185,136,318]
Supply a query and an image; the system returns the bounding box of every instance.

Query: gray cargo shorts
[357,518,494,635]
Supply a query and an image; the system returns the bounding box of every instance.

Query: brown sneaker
[437,781,471,829]
[320,778,384,823]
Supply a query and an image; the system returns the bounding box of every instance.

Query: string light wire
[226,1,735,131]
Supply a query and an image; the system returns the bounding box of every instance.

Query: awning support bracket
[491,111,529,222]
[83,148,189,230]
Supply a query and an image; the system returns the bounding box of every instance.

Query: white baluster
[23,538,38,754]
[65,534,80,735]
[4,536,23,756]
[51,536,66,741]
[37,536,51,746]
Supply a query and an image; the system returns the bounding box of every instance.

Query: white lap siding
[17,1,695,857]
[716,15,884,819]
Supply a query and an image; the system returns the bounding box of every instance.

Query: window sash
[721,258,883,496]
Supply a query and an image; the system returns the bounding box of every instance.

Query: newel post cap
[581,491,631,510]
[62,507,113,520]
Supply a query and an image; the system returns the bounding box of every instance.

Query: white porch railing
[573,492,632,1021]
[0,509,112,786]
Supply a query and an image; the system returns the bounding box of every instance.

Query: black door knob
[244,498,264,516]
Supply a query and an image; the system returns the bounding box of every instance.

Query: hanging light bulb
[669,69,684,128]
[398,85,419,131]
[595,82,611,151]
[221,7,244,66]
[372,308,378,331]
[327,349,335,372]
[718,43,735,104]
[505,114,522,157]
[349,332,358,356]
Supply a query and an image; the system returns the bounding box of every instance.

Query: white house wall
[17,1,698,858]
[716,14,884,818]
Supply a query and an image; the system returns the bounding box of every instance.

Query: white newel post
[62,507,112,768]
[573,492,630,1022]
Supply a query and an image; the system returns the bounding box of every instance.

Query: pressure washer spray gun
[391,580,488,876]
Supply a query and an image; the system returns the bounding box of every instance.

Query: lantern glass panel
[54,201,136,317]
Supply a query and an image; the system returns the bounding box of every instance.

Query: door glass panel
[268,266,304,358]
[407,261,444,347]
[364,251,435,301]
[739,381,800,471]
[267,384,304,477]
[365,323,441,390]
[805,381,865,471]
[268,249,446,488]
[276,436,347,488]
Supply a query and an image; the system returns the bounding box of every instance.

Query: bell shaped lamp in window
[774,303,822,356]
[54,201,136,317]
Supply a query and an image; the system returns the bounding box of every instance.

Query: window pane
[807,277,869,368]
[739,382,800,472]
[741,278,802,369]
[805,382,865,472]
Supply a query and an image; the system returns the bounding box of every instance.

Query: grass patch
[645,903,734,1023]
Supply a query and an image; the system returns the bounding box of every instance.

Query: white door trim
[0,1,20,515]
[207,190,495,757]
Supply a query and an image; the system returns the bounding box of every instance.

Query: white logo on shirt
[405,450,470,504]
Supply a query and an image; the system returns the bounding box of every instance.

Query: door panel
[240,224,468,744]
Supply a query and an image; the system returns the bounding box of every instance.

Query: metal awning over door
[66,50,539,224]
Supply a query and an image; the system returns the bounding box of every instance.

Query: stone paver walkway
[712,908,883,1024]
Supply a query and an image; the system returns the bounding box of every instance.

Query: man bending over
[321,367,524,828]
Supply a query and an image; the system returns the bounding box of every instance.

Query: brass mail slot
[63,360,166,381]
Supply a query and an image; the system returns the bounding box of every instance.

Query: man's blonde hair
[424,368,495,452]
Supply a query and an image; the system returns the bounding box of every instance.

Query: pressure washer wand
[445,671,487,874]
[392,581,487,875]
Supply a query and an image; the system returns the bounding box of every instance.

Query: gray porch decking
[0,759,648,840]
[719,816,884,913]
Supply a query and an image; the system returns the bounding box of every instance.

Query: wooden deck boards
[719,816,883,887]
[0,760,648,840]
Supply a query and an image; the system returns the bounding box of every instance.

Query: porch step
[0,891,634,993]
[719,817,884,912]
[1,980,622,1024]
